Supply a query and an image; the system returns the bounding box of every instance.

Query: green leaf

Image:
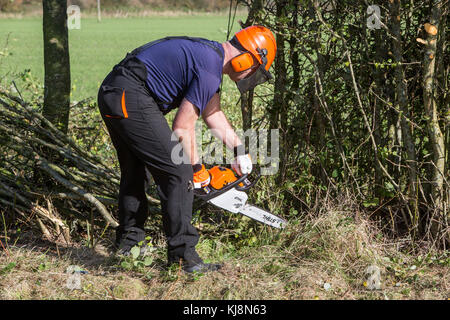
[143,256,153,266]
[332,169,339,178]
[133,260,144,268]
[38,263,48,271]
[384,181,395,192]
[130,246,140,260]
[363,198,379,207]
[286,182,295,189]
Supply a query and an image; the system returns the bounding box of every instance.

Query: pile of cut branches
[0,88,160,242]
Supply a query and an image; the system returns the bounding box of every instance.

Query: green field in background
[0,15,244,101]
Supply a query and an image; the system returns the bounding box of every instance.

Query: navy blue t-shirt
[135,38,224,114]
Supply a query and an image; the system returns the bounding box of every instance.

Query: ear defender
[231,52,255,72]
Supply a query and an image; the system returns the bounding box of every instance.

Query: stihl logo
[263,214,278,224]
[233,196,244,209]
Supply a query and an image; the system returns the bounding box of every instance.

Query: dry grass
[0,196,448,300]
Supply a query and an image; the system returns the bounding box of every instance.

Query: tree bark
[421,0,446,239]
[42,0,71,134]
[390,0,419,232]
[240,90,253,131]
[97,0,101,22]
[240,0,263,28]
[373,27,385,200]
[238,0,263,132]
[273,0,288,183]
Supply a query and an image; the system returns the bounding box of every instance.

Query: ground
[1,197,448,300]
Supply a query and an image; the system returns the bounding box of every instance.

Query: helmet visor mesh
[236,64,272,94]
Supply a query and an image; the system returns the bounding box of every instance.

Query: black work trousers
[97,56,201,264]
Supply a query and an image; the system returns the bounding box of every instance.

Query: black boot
[114,228,147,256]
[182,261,222,273]
[168,255,222,274]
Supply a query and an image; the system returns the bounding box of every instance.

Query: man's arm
[174,93,251,176]
[172,98,200,165]
[201,93,242,150]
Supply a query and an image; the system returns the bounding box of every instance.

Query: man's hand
[232,154,252,176]
[193,163,211,188]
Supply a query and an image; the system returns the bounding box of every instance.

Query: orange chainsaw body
[208,166,238,190]
[193,167,286,229]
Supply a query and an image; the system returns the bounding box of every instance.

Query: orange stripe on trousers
[121,90,128,118]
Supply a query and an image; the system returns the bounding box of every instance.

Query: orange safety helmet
[230,25,277,93]
[232,25,277,72]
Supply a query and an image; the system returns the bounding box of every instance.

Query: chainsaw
[193,166,287,229]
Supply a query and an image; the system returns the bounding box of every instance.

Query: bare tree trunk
[390,0,419,233]
[240,90,253,131]
[42,0,71,134]
[435,2,449,242]
[97,0,101,22]
[439,4,450,190]
[238,0,263,132]
[420,0,446,239]
[273,0,288,183]
[240,0,263,28]
[373,28,385,200]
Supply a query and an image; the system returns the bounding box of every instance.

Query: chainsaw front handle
[235,170,261,191]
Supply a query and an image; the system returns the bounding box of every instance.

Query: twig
[0,236,9,257]
[36,156,119,228]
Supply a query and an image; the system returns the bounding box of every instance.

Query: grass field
[0,14,244,101]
